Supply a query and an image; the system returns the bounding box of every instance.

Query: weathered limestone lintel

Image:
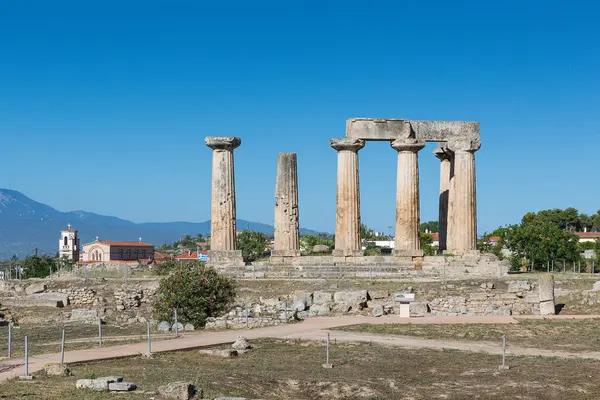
[205,136,241,151]
[345,118,480,141]
[346,118,412,141]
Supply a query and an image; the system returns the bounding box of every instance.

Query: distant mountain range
[0,189,320,260]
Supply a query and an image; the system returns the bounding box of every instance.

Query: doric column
[205,136,243,264]
[272,152,300,260]
[331,138,365,257]
[434,144,452,252]
[391,139,425,257]
[446,139,480,254]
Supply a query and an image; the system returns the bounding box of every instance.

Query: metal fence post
[323,332,333,368]
[7,323,11,358]
[563,260,566,273]
[60,329,65,364]
[174,309,179,337]
[24,336,29,377]
[578,261,581,274]
[547,261,549,273]
[147,321,151,354]
[98,316,103,347]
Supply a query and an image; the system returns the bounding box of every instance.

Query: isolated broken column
[205,136,243,265]
[538,274,556,315]
[272,152,300,261]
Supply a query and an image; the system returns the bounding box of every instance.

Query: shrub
[363,246,381,256]
[153,261,236,328]
[153,260,179,276]
[236,231,267,262]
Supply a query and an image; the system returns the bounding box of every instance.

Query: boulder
[372,304,384,317]
[368,290,389,300]
[313,291,334,305]
[157,381,198,400]
[24,293,69,308]
[25,282,46,295]
[184,323,195,331]
[70,309,99,324]
[331,302,351,313]
[232,336,252,350]
[309,303,331,316]
[158,321,171,332]
[333,290,368,309]
[44,363,71,377]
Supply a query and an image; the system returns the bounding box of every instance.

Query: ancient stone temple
[272,152,300,261]
[333,118,481,258]
[205,136,243,265]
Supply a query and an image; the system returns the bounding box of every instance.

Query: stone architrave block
[346,118,412,140]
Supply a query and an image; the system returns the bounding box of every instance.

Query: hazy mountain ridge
[0,189,320,259]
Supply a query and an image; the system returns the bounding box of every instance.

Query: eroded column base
[207,250,244,266]
[332,249,364,257]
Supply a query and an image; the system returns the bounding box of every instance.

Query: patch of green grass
[2,339,600,399]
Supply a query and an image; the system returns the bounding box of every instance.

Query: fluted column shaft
[273,152,300,257]
[434,146,452,251]
[205,137,241,253]
[447,139,480,254]
[392,139,425,256]
[331,138,365,257]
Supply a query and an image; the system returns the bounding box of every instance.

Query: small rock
[184,323,195,331]
[232,336,252,350]
[157,381,198,400]
[158,321,171,332]
[372,304,384,317]
[44,363,71,377]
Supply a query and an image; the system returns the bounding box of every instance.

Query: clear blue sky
[1,0,598,235]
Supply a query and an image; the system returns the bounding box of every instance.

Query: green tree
[22,256,55,278]
[420,221,439,233]
[420,233,436,256]
[153,261,236,327]
[236,231,267,262]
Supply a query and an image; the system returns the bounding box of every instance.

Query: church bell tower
[59,223,80,260]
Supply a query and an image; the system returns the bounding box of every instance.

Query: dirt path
[0,314,597,383]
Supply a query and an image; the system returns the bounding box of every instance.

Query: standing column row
[205,136,243,265]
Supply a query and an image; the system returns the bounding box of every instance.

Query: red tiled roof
[175,252,198,259]
[488,236,502,242]
[154,252,172,259]
[574,232,600,238]
[431,232,439,241]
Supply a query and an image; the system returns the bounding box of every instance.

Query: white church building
[59,224,80,260]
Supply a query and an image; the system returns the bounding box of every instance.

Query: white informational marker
[394,292,415,318]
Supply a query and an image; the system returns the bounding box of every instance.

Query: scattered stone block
[294,299,307,312]
[25,293,69,308]
[158,321,171,332]
[157,381,198,400]
[372,304,384,317]
[332,302,351,313]
[109,381,137,391]
[368,290,389,300]
[313,291,334,305]
[44,363,71,377]
[292,291,313,307]
[76,379,110,391]
[333,290,368,309]
[309,303,331,316]
[409,301,429,315]
[232,336,252,350]
[25,282,46,295]
[199,349,238,358]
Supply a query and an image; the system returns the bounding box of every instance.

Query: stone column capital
[330,138,365,152]
[433,144,452,160]
[447,139,481,153]
[205,136,241,151]
[391,138,425,153]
